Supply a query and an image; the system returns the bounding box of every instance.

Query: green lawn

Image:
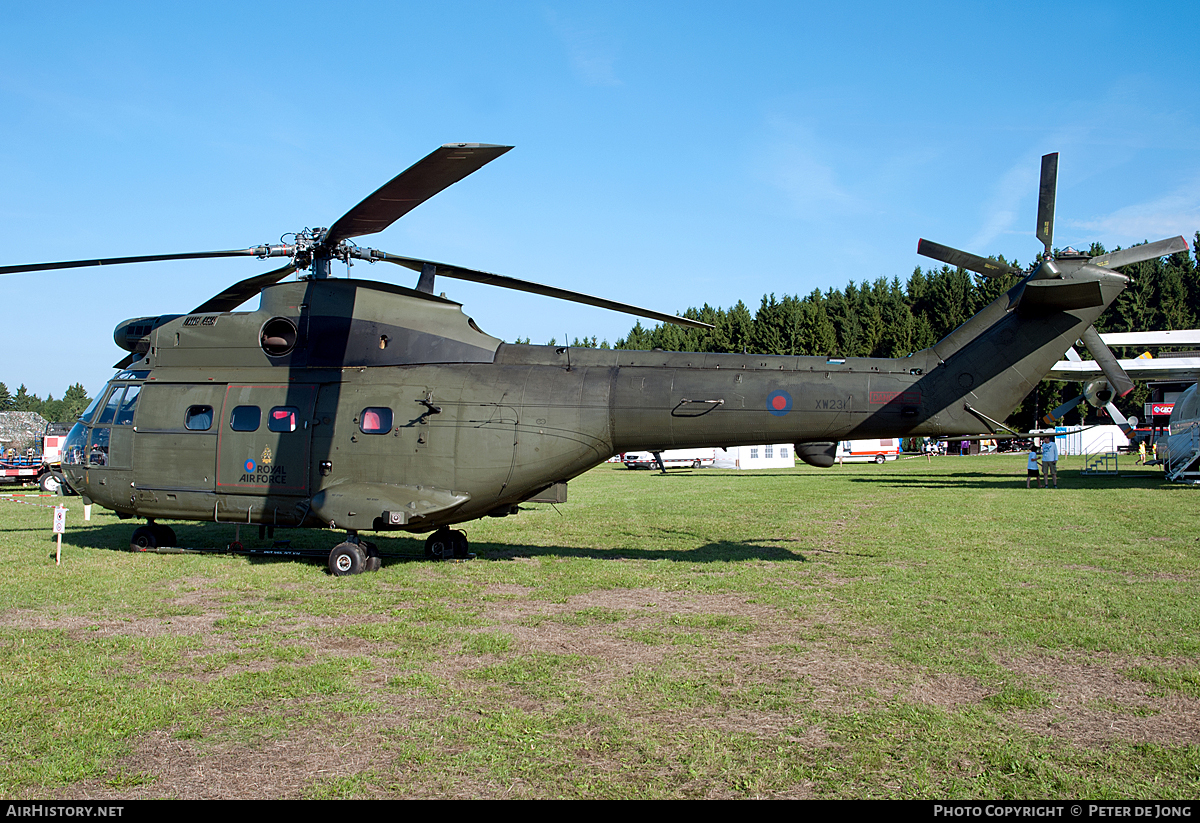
[0,455,1196,798]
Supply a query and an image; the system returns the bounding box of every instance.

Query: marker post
[53,506,66,565]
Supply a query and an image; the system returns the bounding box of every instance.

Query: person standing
[1137,440,1147,465]
[1026,445,1041,488]
[1041,437,1059,488]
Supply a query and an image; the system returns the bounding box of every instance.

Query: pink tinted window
[360,407,393,434]
[268,406,299,433]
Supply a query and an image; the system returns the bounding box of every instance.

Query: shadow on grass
[57,521,809,569]
[844,471,1176,490]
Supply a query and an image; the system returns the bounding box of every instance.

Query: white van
[835,439,900,464]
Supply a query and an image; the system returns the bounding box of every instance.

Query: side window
[360,407,393,434]
[114,386,140,425]
[185,405,214,431]
[89,427,110,466]
[268,406,299,433]
[230,405,261,432]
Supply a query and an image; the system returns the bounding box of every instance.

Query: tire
[425,529,451,559]
[329,542,367,576]
[39,473,61,494]
[152,524,176,548]
[130,525,158,552]
[874,454,885,464]
[450,530,469,558]
[692,460,701,468]
[363,541,382,572]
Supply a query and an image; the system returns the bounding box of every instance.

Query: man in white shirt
[1040,438,1059,489]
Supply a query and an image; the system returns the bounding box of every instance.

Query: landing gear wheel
[362,541,382,572]
[874,454,885,464]
[692,459,702,468]
[425,529,452,560]
[151,524,176,548]
[130,525,159,552]
[329,542,367,576]
[39,473,61,494]
[425,529,469,559]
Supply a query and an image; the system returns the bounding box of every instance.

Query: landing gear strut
[424,528,470,560]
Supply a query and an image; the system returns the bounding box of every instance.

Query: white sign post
[53,505,66,565]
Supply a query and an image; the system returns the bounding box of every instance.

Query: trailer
[0,422,72,492]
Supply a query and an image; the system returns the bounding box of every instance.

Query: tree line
[0,382,92,424]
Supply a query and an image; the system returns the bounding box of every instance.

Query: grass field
[1,454,1197,799]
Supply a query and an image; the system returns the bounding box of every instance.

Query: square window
[360,407,394,434]
[268,406,299,433]
[230,405,260,432]
[185,405,213,431]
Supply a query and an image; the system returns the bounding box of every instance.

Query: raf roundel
[244,459,256,473]
[766,390,793,417]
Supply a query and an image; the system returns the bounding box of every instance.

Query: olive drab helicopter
[2,146,1186,574]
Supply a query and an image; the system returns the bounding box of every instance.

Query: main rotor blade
[1080,326,1135,398]
[323,144,514,247]
[916,239,1023,277]
[0,248,271,276]
[191,263,297,314]
[369,251,714,331]
[1088,236,1189,270]
[1036,152,1058,255]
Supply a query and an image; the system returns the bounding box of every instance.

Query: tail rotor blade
[1088,236,1189,270]
[1036,152,1058,255]
[1080,326,1135,397]
[916,239,1023,277]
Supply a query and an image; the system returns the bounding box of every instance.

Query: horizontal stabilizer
[1017,279,1104,315]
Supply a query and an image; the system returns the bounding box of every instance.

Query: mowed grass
[0,454,1197,799]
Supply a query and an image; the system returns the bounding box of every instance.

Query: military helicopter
[1,145,1185,574]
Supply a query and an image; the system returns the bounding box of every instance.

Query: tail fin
[913,263,1128,436]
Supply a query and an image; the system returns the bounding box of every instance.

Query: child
[1026,444,1041,488]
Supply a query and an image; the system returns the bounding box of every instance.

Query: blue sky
[3,1,1197,399]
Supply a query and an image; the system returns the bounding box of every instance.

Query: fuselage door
[216,384,317,496]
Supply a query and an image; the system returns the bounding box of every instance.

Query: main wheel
[39,473,61,494]
[692,459,701,468]
[425,529,452,559]
[329,542,367,576]
[450,530,469,558]
[152,524,176,548]
[130,525,159,552]
[874,454,885,464]
[362,541,382,572]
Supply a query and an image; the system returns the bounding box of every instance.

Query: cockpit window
[97,387,126,425]
[114,386,140,425]
[185,405,213,431]
[230,405,260,432]
[78,394,104,425]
